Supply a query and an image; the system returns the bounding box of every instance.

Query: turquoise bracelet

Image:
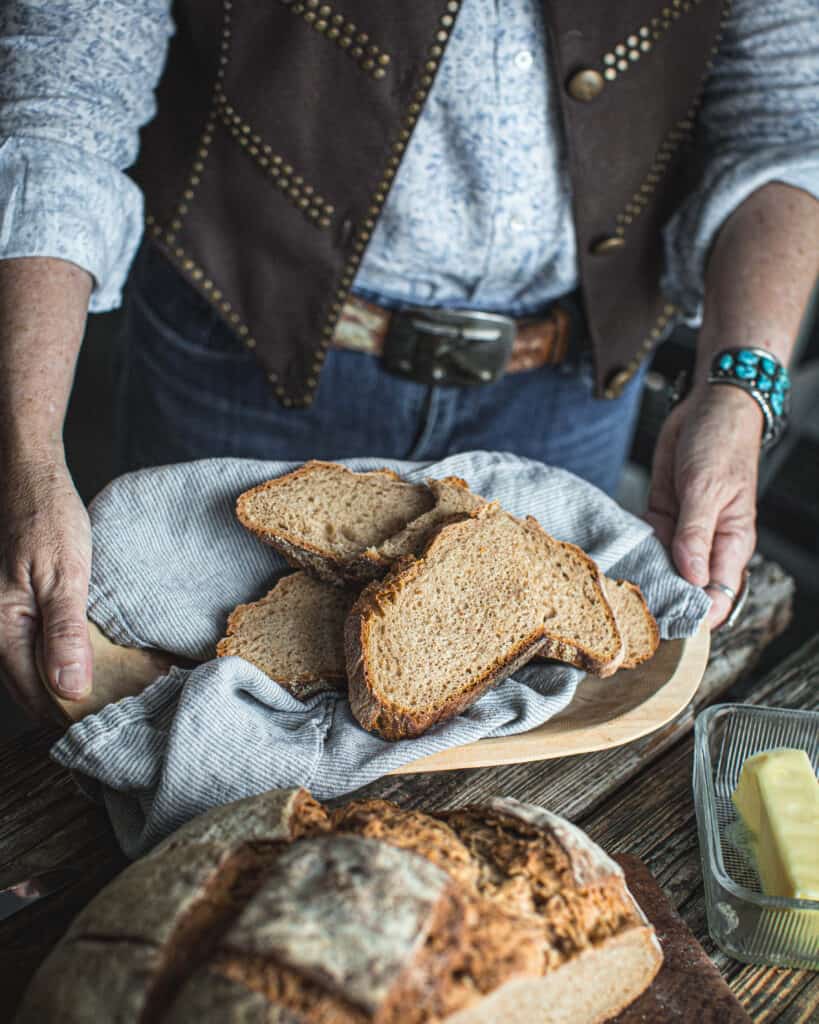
[708,347,790,449]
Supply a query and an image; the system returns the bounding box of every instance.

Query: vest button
[566,69,605,102]
[590,235,626,255]
[604,367,633,398]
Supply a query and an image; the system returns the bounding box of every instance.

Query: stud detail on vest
[601,0,706,82]
[603,302,678,398]
[279,0,392,79]
[300,0,463,407]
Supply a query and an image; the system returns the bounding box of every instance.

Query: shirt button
[514,50,534,70]
[509,217,526,233]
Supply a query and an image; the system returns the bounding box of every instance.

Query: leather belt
[331,295,572,387]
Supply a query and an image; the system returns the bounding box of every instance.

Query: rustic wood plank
[577,634,819,1024]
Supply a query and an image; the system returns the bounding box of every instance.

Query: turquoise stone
[757,375,772,392]
[735,363,756,380]
[737,350,759,366]
[760,356,776,375]
[718,353,734,372]
[772,392,784,415]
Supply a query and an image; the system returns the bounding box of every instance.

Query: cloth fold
[52,451,710,857]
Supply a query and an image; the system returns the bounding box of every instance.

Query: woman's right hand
[0,453,93,720]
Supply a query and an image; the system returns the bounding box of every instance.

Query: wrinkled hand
[0,455,92,719]
[646,385,762,628]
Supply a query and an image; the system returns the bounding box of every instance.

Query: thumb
[38,571,93,700]
[671,486,719,587]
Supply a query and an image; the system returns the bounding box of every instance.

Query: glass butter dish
[693,703,819,970]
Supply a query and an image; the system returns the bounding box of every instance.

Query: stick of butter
[732,747,819,901]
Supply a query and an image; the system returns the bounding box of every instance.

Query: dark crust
[346,512,625,740]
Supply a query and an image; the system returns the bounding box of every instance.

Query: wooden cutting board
[47,620,709,772]
[615,855,751,1023]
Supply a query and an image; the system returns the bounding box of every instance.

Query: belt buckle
[382,307,517,386]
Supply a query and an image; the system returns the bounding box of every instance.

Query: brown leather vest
[134,0,728,406]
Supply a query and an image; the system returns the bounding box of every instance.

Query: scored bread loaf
[235,461,485,584]
[346,507,625,740]
[17,789,662,1024]
[216,572,358,700]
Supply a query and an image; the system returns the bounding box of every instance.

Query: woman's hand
[646,384,762,628]
[0,453,93,719]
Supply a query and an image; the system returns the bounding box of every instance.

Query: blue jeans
[115,244,647,494]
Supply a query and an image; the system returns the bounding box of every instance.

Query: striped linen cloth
[52,451,710,857]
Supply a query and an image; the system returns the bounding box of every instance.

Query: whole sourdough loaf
[235,462,485,584]
[216,572,357,700]
[346,508,625,740]
[17,790,662,1024]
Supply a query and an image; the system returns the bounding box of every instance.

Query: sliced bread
[535,577,659,671]
[603,579,660,669]
[235,462,484,584]
[216,572,358,700]
[346,508,625,740]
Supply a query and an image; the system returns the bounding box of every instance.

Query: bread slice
[235,462,484,584]
[603,579,660,669]
[216,572,358,700]
[536,577,659,672]
[346,508,625,740]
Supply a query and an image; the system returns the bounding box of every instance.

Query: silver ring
[723,569,750,631]
[705,580,737,602]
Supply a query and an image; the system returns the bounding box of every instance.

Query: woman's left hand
[645,383,762,628]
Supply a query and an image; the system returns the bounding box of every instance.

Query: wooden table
[1,556,816,1021]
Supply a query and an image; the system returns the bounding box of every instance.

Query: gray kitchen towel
[52,451,710,857]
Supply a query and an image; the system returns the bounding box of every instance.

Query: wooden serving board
[614,855,751,1023]
[50,620,710,772]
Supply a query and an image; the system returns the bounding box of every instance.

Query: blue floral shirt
[0,0,816,320]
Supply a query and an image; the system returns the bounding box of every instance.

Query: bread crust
[606,579,661,669]
[346,512,624,740]
[16,791,662,1024]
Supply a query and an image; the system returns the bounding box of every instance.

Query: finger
[644,508,675,549]
[37,564,93,701]
[706,524,755,629]
[671,485,720,587]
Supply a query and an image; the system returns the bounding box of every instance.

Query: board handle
[37,622,184,724]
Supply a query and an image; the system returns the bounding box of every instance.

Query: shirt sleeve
[662,0,819,321]
[0,0,174,311]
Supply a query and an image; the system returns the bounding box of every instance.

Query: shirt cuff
[662,146,819,323]
[0,136,144,312]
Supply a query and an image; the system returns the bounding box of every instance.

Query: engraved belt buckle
[382,307,517,387]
